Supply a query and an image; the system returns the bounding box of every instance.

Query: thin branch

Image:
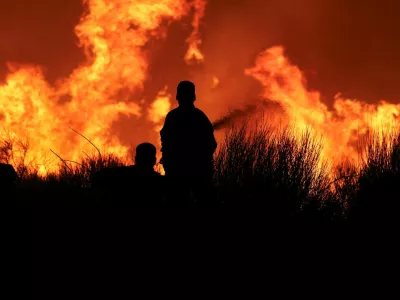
[50,149,72,172]
[69,127,101,158]
[322,174,359,192]
[64,160,82,166]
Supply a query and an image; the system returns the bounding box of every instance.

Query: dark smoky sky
[1,0,400,106]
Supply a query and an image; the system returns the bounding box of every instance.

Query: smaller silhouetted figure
[160,81,217,207]
[0,163,17,188]
[92,143,164,207]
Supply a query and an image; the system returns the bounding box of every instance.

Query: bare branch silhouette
[69,126,102,158]
[50,149,72,172]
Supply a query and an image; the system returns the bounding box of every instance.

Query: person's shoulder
[194,107,208,116]
[163,108,180,124]
[166,107,179,117]
[194,108,212,122]
[194,107,204,113]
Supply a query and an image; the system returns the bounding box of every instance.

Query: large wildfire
[0,0,399,175]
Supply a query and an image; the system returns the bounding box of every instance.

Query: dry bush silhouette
[0,134,40,181]
[214,121,339,219]
[2,122,400,220]
[349,130,400,220]
[54,153,125,188]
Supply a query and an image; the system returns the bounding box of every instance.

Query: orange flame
[184,0,206,64]
[211,76,219,89]
[149,87,172,175]
[1,0,400,177]
[149,87,172,132]
[0,0,195,174]
[245,46,400,166]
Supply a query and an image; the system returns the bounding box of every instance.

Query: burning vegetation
[1,0,399,176]
[1,1,400,217]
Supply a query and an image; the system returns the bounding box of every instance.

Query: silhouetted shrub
[57,153,126,188]
[3,123,400,219]
[349,132,400,221]
[214,122,337,220]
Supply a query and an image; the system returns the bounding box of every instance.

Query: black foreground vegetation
[2,122,400,222]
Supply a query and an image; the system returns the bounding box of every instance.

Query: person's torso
[163,107,213,161]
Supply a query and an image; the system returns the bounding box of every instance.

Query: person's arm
[208,121,217,156]
[202,113,217,157]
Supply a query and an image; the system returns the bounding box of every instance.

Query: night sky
[1,0,400,106]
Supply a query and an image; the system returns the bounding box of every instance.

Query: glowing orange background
[1,0,400,174]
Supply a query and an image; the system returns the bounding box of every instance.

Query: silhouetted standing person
[160,81,217,207]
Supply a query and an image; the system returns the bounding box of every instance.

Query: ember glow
[0,0,399,174]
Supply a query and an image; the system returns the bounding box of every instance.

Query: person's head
[176,81,196,106]
[0,163,17,187]
[135,143,157,169]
